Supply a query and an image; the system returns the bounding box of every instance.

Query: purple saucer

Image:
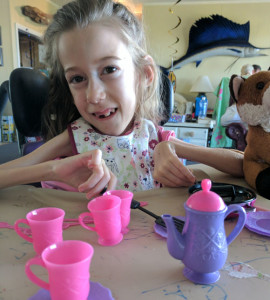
[154,216,185,238]
[28,281,114,300]
[245,211,270,237]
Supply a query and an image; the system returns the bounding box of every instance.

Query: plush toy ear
[229,75,245,103]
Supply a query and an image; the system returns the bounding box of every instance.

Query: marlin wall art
[165,14,270,71]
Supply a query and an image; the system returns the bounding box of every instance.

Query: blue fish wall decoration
[166,14,270,71]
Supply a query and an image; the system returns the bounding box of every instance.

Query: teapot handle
[225,204,247,245]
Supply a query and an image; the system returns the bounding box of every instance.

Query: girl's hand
[153,141,196,187]
[52,149,117,199]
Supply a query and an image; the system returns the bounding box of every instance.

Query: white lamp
[190,75,214,118]
[190,75,214,95]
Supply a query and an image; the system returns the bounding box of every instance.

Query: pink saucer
[28,281,114,300]
[245,211,270,237]
[154,216,185,238]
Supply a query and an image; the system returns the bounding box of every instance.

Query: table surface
[1,165,270,300]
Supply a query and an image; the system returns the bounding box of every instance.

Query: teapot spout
[162,214,185,260]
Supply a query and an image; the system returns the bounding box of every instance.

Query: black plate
[188,181,257,206]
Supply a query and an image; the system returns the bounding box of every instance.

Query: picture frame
[0,26,2,45]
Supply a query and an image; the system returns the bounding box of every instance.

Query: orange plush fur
[230,71,270,199]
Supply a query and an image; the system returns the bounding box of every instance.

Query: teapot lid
[186,179,226,212]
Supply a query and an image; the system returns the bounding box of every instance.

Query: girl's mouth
[93,108,117,119]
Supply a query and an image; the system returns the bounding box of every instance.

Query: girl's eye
[103,66,117,74]
[69,75,85,84]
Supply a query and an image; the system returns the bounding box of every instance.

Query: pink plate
[245,211,270,237]
[28,281,114,300]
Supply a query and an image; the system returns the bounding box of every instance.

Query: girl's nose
[86,77,106,104]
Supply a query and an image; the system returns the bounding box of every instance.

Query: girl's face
[58,24,137,136]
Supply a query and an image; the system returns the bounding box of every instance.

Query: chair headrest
[9,68,50,137]
[160,72,174,126]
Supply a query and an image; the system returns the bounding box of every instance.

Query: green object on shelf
[210,77,233,148]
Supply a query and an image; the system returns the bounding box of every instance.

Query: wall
[143,2,270,109]
[2,1,270,114]
[0,0,13,115]
[0,0,58,115]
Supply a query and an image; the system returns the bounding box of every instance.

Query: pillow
[174,93,187,114]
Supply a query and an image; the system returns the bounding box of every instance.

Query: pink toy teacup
[79,195,123,246]
[103,190,133,234]
[25,240,94,300]
[14,207,65,255]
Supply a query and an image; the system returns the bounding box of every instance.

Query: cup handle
[78,212,96,232]
[25,256,49,290]
[14,219,33,243]
[225,204,247,245]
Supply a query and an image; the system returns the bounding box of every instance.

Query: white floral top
[68,117,175,192]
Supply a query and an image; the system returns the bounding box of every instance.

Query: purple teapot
[162,179,246,284]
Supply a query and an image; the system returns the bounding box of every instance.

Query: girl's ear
[144,55,155,86]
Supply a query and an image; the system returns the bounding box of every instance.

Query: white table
[1,165,270,299]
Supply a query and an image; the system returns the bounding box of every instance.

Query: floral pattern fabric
[70,118,168,192]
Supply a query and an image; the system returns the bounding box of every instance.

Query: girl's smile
[92,108,117,119]
[58,24,137,136]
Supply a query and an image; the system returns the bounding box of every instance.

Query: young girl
[0,0,243,198]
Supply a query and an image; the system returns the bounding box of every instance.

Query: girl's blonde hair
[42,0,165,140]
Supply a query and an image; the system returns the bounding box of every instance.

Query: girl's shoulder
[133,119,175,142]
[134,118,157,131]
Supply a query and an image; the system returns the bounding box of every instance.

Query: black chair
[9,68,49,155]
[160,72,174,125]
[8,68,173,155]
[0,80,9,117]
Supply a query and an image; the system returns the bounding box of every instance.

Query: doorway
[15,24,48,74]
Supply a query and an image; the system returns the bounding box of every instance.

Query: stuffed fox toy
[229,71,270,199]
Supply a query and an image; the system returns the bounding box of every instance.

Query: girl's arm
[0,130,73,170]
[0,130,116,198]
[153,137,244,187]
[170,137,244,176]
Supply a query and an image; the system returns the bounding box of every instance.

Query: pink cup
[14,207,65,255]
[25,240,93,300]
[79,195,123,246]
[103,190,133,234]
